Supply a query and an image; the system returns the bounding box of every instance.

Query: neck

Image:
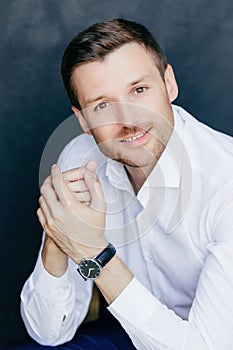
[125,162,156,194]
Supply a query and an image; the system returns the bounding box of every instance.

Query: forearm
[107,278,209,350]
[94,256,209,350]
[95,255,133,304]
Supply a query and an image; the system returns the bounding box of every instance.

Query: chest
[103,182,212,318]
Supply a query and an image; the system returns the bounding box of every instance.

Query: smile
[120,128,151,143]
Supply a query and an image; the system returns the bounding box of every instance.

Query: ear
[164,64,178,102]
[72,106,92,135]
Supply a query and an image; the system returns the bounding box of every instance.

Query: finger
[75,191,91,202]
[39,195,52,219]
[51,164,79,206]
[62,160,97,182]
[67,180,88,192]
[86,160,97,172]
[37,207,47,230]
[40,176,59,208]
[62,166,87,182]
[84,171,105,211]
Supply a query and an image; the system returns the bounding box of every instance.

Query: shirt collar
[105,104,185,191]
[105,158,134,194]
[143,105,185,189]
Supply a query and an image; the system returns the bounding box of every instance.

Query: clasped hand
[37,161,107,263]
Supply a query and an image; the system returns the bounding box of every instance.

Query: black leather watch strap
[95,242,116,267]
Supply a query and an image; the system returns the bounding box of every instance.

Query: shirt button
[158,297,165,304]
[60,285,70,294]
[145,253,153,261]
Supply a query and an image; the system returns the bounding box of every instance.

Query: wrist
[77,242,116,281]
[42,236,68,277]
[95,255,134,304]
[76,238,108,263]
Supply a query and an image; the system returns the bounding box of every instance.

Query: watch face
[79,259,101,280]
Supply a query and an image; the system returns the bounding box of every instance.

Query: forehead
[71,43,161,104]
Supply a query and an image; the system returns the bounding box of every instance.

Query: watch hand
[87,268,94,277]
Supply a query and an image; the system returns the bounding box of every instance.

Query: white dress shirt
[20,105,233,349]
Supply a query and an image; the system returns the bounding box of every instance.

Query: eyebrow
[84,74,152,107]
[85,95,107,107]
[128,74,152,86]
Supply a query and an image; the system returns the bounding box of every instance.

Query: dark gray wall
[1,0,232,347]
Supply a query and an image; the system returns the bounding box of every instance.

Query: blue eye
[95,102,110,111]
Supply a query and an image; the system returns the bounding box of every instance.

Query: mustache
[114,124,151,139]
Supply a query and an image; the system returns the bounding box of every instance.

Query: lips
[120,128,151,143]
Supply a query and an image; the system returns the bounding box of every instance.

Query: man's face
[72,43,178,172]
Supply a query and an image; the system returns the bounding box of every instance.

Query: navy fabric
[10,318,136,350]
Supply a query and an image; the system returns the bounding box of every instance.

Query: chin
[114,155,157,168]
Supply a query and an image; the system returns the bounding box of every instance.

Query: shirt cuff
[31,250,74,299]
[108,277,165,329]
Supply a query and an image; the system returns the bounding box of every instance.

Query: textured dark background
[0,0,232,347]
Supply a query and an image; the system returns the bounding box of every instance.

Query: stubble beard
[95,127,171,169]
[90,104,174,169]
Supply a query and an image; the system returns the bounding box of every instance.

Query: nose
[112,102,140,128]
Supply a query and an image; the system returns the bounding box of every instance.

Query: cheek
[91,125,118,143]
[149,96,172,125]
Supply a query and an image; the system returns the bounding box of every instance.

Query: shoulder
[175,106,233,187]
[57,133,106,171]
[174,105,233,191]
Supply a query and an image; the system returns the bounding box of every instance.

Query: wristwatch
[77,243,116,280]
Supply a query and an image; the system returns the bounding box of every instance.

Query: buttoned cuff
[31,250,74,299]
[108,277,166,329]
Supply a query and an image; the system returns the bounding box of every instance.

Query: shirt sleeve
[108,191,233,350]
[20,135,93,346]
[20,240,93,346]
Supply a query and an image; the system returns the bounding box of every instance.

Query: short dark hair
[61,18,168,110]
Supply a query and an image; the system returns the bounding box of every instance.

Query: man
[20,19,233,349]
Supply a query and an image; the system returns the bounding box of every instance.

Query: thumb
[86,160,97,172]
[84,171,105,212]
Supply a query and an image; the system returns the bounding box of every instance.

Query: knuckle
[46,217,55,231]
[44,226,52,236]
[40,185,46,194]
